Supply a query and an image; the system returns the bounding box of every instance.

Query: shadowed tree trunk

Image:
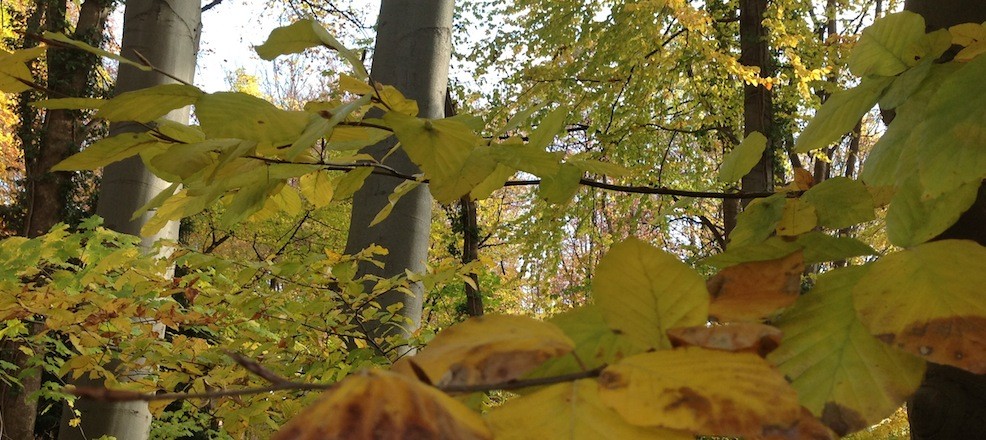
[1,1,112,438]
[55,1,200,439]
[902,2,986,439]
[343,0,454,350]
[737,0,774,206]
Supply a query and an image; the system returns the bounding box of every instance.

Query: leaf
[429,146,499,204]
[770,266,925,436]
[489,141,563,177]
[370,180,422,226]
[405,314,574,387]
[527,106,569,150]
[667,322,782,357]
[96,84,203,123]
[523,306,640,381]
[285,94,373,159]
[795,77,893,153]
[52,132,163,171]
[949,22,986,46]
[913,54,986,198]
[299,170,334,208]
[854,240,986,373]
[332,167,373,200]
[469,164,515,200]
[795,232,878,265]
[383,112,486,203]
[707,251,804,322]
[592,238,709,350]
[718,132,767,183]
[727,193,787,248]
[255,19,367,78]
[597,348,803,437]
[702,237,802,268]
[31,97,105,110]
[487,380,693,440]
[885,176,979,247]
[775,198,817,237]
[220,181,281,228]
[878,58,933,110]
[801,177,875,229]
[130,182,180,221]
[847,11,927,77]
[568,158,630,178]
[538,163,582,205]
[43,32,153,72]
[273,369,491,440]
[195,92,310,146]
[0,47,43,93]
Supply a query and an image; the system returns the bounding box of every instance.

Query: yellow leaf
[404,314,574,387]
[598,347,802,437]
[273,369,491,440]
[370,180,422,226]
[776,198,817,236]
[707,250,804,322]
[300,170,334,208]
[592,238,709,350]
[487,380,693,440]
[332,167,373,200]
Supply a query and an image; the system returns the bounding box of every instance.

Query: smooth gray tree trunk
[344,0,454,350]
[57,1,200,439]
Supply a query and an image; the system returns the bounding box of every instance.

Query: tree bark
[343,0,454,349]
[902,2,986,439]
[56,1,200,439]
[1,1,112,438]
[737,0,774,206]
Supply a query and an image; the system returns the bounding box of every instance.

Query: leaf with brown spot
[487,379,693,440]
[597,347,802,437]
[762,407,836,440]
[707,251,804,322]
[770,266,925,435]
[273,369,491,440]
[854,240,986,373]
[667,322,782,357]
[406,314,574,387]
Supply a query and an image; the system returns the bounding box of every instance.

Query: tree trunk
[1,1,112,438]
[737,0,774,205]
[343,0,454,350]
[56,1,200,439]
[902,2,986,439]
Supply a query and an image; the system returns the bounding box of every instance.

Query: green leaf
[568,158,630,178]
[195,92,310,146]
[524,306,641,381]
[702,237,801,268]
[429,146,499,204]
[847,11,926,77]
[487,380,692,440]
[97,84,203,123]
[255,19,367,78]
[592,238,708,350]
[284,94,372,159]
[148,139,239,181]
[370,180,422,226]
[527,106,569,150]
[795,77,893,153]
[801,177,875,229]
[718,132,767,183]
[130,182,180,221]
[489,141,563,177]
[44,32,153,72]
[776,198,817,237]
[52,132,163,171]
[878,58,933,110]
[538,163,582,205]
[383,112,485,203]
[727,193,786,248]
[299,170,334,208]
[795,232,878,264]
[31,97,105,110]
[469,164,515,200]
[886,177,979,247]
[770,266,925,435]
[221,181,282,228]
[332,167,374,200]
[913,54,986,198]
[854,240,986,373]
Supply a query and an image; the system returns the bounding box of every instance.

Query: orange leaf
[667,322,783,357]
[273,369,491,440]
[794,167,815,190]
[707,251,804,321]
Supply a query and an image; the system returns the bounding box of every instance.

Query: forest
[1,0,985,439]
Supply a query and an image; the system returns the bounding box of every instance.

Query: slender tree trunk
[1,1,112,438]
[901,2,986,439]
[737,0,773,209]
[56,1,200,439]
[343,0,454,349]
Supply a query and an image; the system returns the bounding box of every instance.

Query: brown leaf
[794,167,815,190]
[762,407,837,440]
[273,369,491,440]
[707,251,804,322]
[407,314,574,387]
[876,315,986,374]
[667,322,782,357]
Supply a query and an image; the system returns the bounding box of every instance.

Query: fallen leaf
[273,369,491,440]
[707,251,804,321]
